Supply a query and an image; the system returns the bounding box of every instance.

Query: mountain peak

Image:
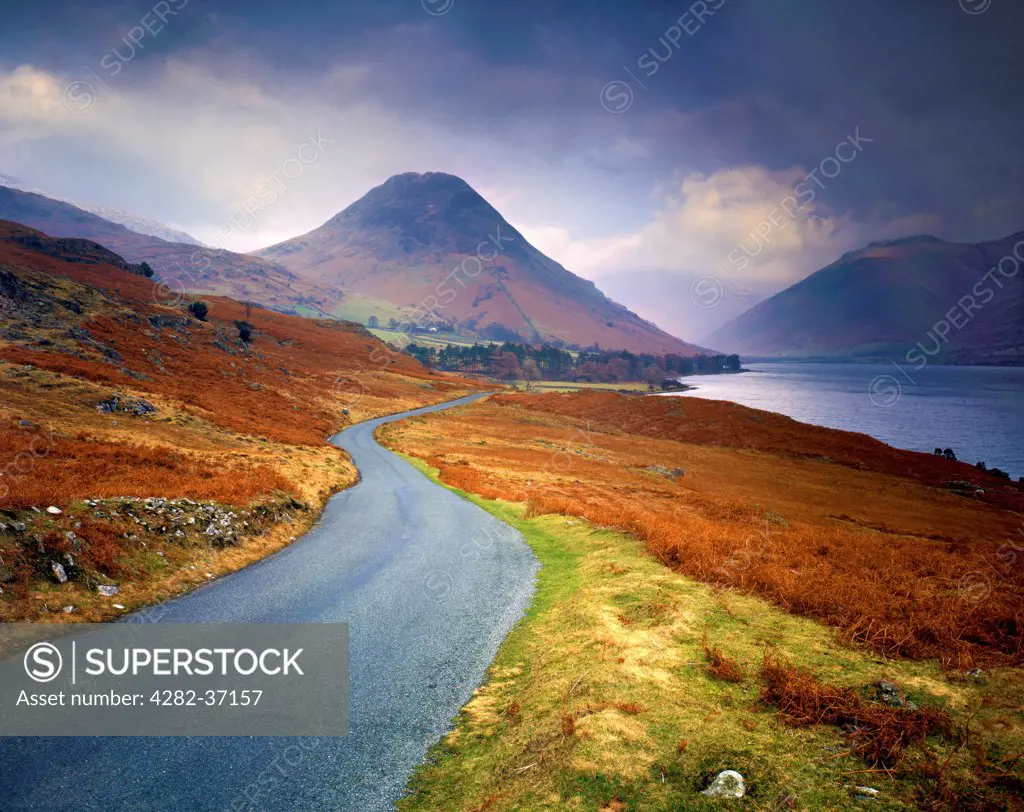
[342,171,494,220]
[257,175,703,354]
[381,171,475,191]
[318,171,513,259]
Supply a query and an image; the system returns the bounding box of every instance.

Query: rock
[96,394,157,417]
[853,786,880,800]
[873,680,916,709]
[50,562,68,583]
[62,605,75,614]
[701,770,745,799]
[46,506,62,515]
[97,584,120,597]
[645,465,685,481]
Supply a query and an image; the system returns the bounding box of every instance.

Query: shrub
[234,320,253,344]
[139,261,154,278]
[188,301,209,321]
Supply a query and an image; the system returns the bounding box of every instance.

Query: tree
[725,354,741,372]
[405,343,435,367]
[491,350,522,380]
[188,300,209,322]
[368,315,379,328]
[387,318,400,329]
[234,320,253,344]
[139,261,154,278]
[521,358,542,390]
[643,365,666,387]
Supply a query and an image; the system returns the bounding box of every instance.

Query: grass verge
[395,455,1024,811]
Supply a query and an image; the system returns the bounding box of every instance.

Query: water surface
[665,362,1024,479]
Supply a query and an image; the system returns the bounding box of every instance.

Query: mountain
[257,172,704,354]
[75,203,206,246]
[0,185,343,316]
[707,232,1024,365]
[596,269,771,345]
[0,174,205,246]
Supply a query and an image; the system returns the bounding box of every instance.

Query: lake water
[665,362,1024,479]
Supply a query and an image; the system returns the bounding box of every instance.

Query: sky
[0,0,1021,340]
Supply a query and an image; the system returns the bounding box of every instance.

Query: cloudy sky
[1,0,1021,340]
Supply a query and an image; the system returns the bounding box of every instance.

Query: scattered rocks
[872,680,917,710]
[645,465,685,481]
[701,770,746,799]
[7,494,305,595]
[146,315,190,331]
[96,394,157,417]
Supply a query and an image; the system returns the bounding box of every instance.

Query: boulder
[97,584,120,597]
[701,770,745,799]
[872,680,916,710]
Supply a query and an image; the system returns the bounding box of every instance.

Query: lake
[665,362,1024,479]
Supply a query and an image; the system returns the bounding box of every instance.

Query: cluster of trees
[405,341,741,383]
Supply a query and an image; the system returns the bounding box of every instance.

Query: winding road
[1,393,539,811]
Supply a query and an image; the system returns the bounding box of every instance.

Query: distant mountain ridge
[707,231,1024,365]
[0,174,205,246]
[78,203,207,247]
[258,172,705,354]
[0,185,344,316]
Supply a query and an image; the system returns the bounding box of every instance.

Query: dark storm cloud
[0,0,1020,325]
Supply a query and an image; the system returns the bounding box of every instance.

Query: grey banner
[0,623,348,736]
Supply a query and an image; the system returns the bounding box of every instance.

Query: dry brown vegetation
[702,636,746,683]
[760,653,953,769]
[382,391,1024,668]
[0,220,479,619]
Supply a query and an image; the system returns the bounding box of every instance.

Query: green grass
[392,454,1014,811]
[329,294,408,325]
[370,328,485,351]
[510,380,654,393]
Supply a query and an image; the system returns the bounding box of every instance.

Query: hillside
[381,391,1024,809]
[0,219,477,621]
[257,172,705,355]
[0,185,344,317]
[707,233,1024,364]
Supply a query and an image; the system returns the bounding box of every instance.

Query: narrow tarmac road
[1,393,539,811]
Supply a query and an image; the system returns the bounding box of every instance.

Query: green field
[370,328,487,351]
[509,380,654,393]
